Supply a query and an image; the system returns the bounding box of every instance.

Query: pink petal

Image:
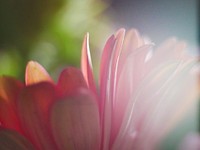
[25,61,53,85]
[99,34,115,113]
[108,30,199,149]
[57,67,87,97]
[81,33,96,94]
[104,29,126,149]
[110,29,125,102]
[0,128,35,150]
[0,76,23,132]
[100,29,151,147]
[50,89,100,150]
[149,38,186,69]
[117,29,146,76]
[99,33,116,150]
[112,60,199,150]
[111,45,153,145]
[18,82,58,150]
[123,29,145,53]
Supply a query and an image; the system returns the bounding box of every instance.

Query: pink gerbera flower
[0,29,199,150]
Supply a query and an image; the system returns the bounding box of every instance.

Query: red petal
[18,82,58,150]
[0,128,35,150]
[0,76,23,132]
[57,67,87,96]
[25,61,53,85]
[50,89,100,150]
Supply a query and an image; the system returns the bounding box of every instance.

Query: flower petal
[25,61,53,85]
[112,60,199,150]
[123,29,144,51]
[99,34,115,111]
[50,89,100,150]
[0,76,23,132]
[99,33,116,150]
[18,82,58,150]
[110,29,125,100]
[57,67,87,96]
[81,33,96,94]
[150,38,186,67]
[0,128,35,150]
[111,45,153,145]
[100,30,150,147]
[117,29,148,76]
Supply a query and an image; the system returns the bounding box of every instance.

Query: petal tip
[25,61,53,85]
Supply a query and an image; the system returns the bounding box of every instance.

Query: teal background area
[109,0,198,47]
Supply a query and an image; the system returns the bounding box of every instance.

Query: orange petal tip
[25,61,53,85]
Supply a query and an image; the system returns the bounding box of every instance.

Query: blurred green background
[0,0,114,80]
[0,0,198,79]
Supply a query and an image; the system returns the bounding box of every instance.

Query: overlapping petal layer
[18,82,58,150]
[0,60,100,150]
[0,77,23,132]
[0,28,199,150]
[51,89,100,150]
[81,29,199,150]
